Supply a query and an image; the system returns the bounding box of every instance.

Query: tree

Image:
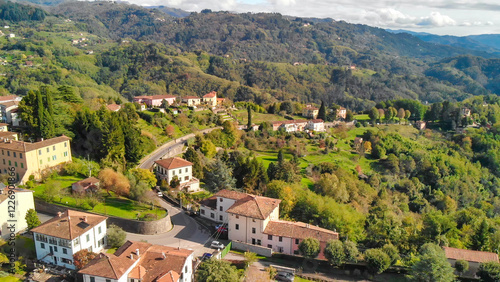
[318,101,326,121]
[471,218,490,251]
[107,225,126,248]
[345,110,354,122]
[324,240,345,266]
[382,244,400,266]
[44,180,64,203]
[455,260,469,276]
[397,108,405,123]
[200,138,217,158]
[73,249,98,269]
[203,158,236,193]
[244,251,258,268]
[130,168,157,188]
[98,168,130,196]
[25,209,41,230]
[196,259,239,282]
[247,106,252,131]
[477,261,500,282]
[406,243,455,282]
[368,107,379,124]
[165,125,175,138]
[344,241,359,262]
[0,252,8,265]
[298,237,320,259]
[280,101,293,114]
[183,147,203,178]
[170,175,181,189]
[364,248,391,274]
[265,266,277,280]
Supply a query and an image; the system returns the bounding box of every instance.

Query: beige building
[0,185,34,239]
[154,157,200,193]
[182,96,202,107]
[202,91,217,107]
[337,107,347,119]
[302,105,319,119]
[0,136,72,183]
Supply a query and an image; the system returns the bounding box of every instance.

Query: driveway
[126,197,214,257]
[137,127,222,170]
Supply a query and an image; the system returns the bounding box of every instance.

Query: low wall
[35,199,172,235]
[231,240,273,257]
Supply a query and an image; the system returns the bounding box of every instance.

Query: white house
[0,95,21,124]
[154,157,200,193]
[199,189,339,259]
[182,96,201,107]
[79,240,194,282]
[305,119,325,132]
[31,210,107,269]
[0,185,34,239]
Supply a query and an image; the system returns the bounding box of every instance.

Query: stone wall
[35,199,172,235]
[231,240,273,257]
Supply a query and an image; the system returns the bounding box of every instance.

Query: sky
[120,0,500,36]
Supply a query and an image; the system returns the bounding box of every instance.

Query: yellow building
[0,136,72,183]
[203,91,217,107]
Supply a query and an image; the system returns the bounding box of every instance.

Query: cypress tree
[318,101,326,120]
[247,106,252,131]
[36,90,44,139]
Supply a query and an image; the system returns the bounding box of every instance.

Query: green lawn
[232,110,289,125]
[294,277,314,282]
[0,276,22,282]
[33,176,166,220]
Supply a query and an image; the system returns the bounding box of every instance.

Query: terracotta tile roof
[0,100,19,107]
[305,107,319,111]
[0,95,19,102]
[133,95,152,100]
[264,220,339,242]
[0,135,71,152]
[217,98,225,101]
[79,241,193,281]
[0,123,8,127]
[72,177,100,191]
[443,247,499,263]
[280,120,308,125]
[151,95,176,100]
[155,157,193,170]
[309,119,324,123]
[106,104,121,111]
[203,91,217,98]
[214,189,249,201]
[31,209,107,240]
[0,187,32,204]
[199,196,217,209]
[0,131,17,139]
[339,107,346,110]
[226,194,281,220]
[182,96,200,100]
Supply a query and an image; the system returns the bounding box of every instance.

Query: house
[0,186,34,239]
[79,240,194,282]
[106,104,121,112]
[443,247,499,278]
[305,119,325,132]
[154,157,200,193]
[31,210,107,269]
[133,95,177,107]
[271,121,284,131]
[72,177,100,194]
[0,123,7,132]
[217,98,226,106]
[9,108,20,127]
[415,120,426,130]
[202,91,217,107]
[302,105,319,119]
[0,135,72,184]
[199,190,339,259]
[0,100,19,124]
[461,107,471,117]
[337,107,347,120]
[271,120,310,132]
[354,137,363,147]
[182,96,202,107]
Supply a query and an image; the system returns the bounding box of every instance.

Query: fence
[231,240,273,257]
[220,241,232,258]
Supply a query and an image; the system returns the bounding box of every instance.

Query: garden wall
[231,240,273,257]
[35,199,172,235]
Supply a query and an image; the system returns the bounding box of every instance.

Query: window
[86,234,90,242]
[106,280,111,282]
[185,266,188,272]
[46,148,49,153]
[98,226,102,234]
[219,215,223,221]
[90,277,95,282]
[252,219,256,223]
[1,150,3,155]
[13,152,16,158]
[61,258,72,264]
[41,243,45,249]
[219,198,223,202]
[268,244,272,248]
[185,168,188,173]
[252,228,256,234]
[47,157,49,162]
[14,162,17,167]
[8,160,10,166]
[278,247,284,253]
[295,239,299,244]
[178,169,181,174]
[7,151,9,156]
[294,250,300,255]
[20,153,23,159]
[64,142,67,147]
[38,150,41,155]
[74,238,79,246]
[235,215,239,219]
[257,239,261,245]
[219,206,223,211]
[268,235,273,240]
[279,236,283,242]
[64,152,68,157]
[184,176,188,181]
[40,160,42,164]
[20,163,23,169]
[53,145,56,151]
[52,155,56,161]
[211,213,214,218]
[63,248,67,254]
[201,209,205,215]
[54,246,58,252]
[235,224,239,230]
[172,170,175,175]
[2,159,4,165]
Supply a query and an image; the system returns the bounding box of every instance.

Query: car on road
[215,224,227,232]
[157,191,163,197]
[210,241,224,249]
[275,271,294,282]
[201,253,213,261]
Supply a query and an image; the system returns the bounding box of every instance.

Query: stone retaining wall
[231,240,273,257]
[35,199,172,235]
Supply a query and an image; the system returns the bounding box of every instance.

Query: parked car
[215,224,227,232]
[201,253,213,261]
[275,271,294,282]
[157,191,163,197]
[210,241,224,249]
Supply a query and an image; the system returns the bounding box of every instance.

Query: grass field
[33,176,166,220]
[232,110,290,125]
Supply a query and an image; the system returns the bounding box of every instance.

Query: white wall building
[306,119,325,132]
[154,157,200,193]
[31,210,107,269]
[79,240,194,282]
[0,186,34,239]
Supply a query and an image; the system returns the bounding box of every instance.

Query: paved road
[137,127,222,170]
[126,197,214,257]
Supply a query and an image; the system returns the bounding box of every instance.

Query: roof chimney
[83,216,87,223]
[57,212,62,218]
[130,254,133,260]
[136,249,140,256]
[162,252,166,260]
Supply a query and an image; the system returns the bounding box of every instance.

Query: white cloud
[417,12,456,26]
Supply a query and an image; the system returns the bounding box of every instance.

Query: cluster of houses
[271,119,325,133]
[132,91,226,109]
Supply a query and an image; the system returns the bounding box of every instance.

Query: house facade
[79,241,194,282]
[337,107,347,119]
[199,190,339,258]
[106,104,121,112]
[306,119,325,132]
[0,186,34,239]
[302,105,319,119]
[133,95,177,107]
[202,91,217,107]
[0,100,20,124]
[0,136,72,184]
[154,157,200,193]
[31,210,107,269]
[182,96,202,107]
[72,177,100,194]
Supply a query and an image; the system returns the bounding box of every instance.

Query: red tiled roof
[133,96,152,100]
[0,135,71,152]
[217,98,225,101]
[31,209,107,240]
[203,91,217,98]
[226,194,281,220]
[0,100,19,107]
[214,189,249,201]
[199,196,217,209]
[156,270,180,282]
[151,95,176,100]
[155,157,193,170]
[0,95,18,102]
[443,247,499,263]
[106,104,121,111]
[264,220,339,242]
[182,96,200,100]
[309,119,324,123]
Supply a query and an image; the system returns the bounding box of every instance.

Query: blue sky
[127,0,499,36]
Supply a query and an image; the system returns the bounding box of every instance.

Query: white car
[210,241,224,249]
[157,191,163,197]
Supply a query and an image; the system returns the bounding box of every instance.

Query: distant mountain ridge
[387,29,500,55]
